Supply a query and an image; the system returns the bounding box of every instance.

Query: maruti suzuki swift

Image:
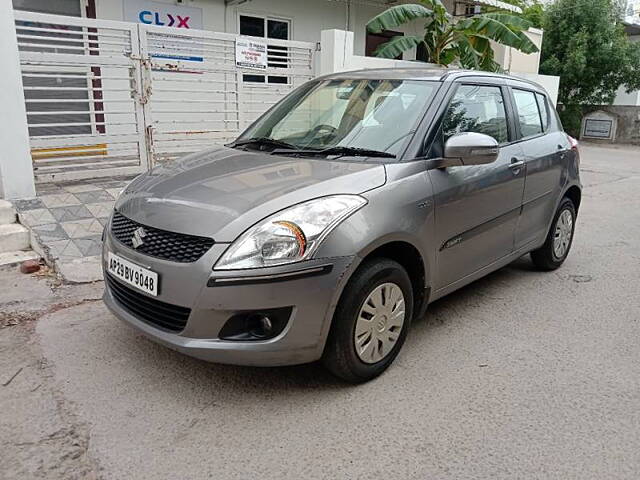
[103,68,581,383]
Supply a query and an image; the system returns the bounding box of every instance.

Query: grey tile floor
[14,177,133,263]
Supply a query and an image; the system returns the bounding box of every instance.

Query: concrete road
[1,143,639,479]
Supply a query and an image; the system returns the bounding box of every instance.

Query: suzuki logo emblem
[131,227,147,249]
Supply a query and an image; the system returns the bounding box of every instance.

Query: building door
[365,30,403,59]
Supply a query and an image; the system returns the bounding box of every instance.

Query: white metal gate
[14,11,316,182]
[141,25,316,163]
[15,11,149,183]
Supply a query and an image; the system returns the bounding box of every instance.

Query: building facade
[13,0,528,65]
[2,0,543,199]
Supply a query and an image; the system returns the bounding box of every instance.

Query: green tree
[540,0,640,135]
[500,0,545,29]
[366,0,539,72]
[521,1,545,29]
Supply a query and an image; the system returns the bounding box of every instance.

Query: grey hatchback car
[103,68,581,382]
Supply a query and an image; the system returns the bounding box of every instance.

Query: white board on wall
[123,0,203,30]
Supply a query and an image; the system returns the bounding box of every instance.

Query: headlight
[214,195,367,270]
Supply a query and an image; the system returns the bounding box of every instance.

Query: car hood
[115,146,386,242]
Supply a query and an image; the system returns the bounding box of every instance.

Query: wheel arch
[356,235,430,320]
[563,184,582,213]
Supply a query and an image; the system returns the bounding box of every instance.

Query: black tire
[530,197,577,270]
[322,258,413,383]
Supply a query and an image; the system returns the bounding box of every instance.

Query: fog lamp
[249,314,273,338]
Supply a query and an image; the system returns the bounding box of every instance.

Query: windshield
[236,79,439,157]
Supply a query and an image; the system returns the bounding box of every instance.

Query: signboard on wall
[124,0,203,29]
[235,39,267,70]
[583,119,613,138]
[581,110,617,140]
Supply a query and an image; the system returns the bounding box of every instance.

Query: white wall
[351,2,384,56]
[97,0,226,31]
[492,28,543,74]
[97,0,545,71]
[229,0,347,44]
[98,0,386,52]
[0,2,36,199]
[613,34,640,106]
[97,0,431,58]
[511,72,560,105]
[613,85,640,106]
[320,29,426,75]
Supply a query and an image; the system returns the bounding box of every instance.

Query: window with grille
[239,14,290,85]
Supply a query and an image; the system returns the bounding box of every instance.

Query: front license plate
[108,252,159,296]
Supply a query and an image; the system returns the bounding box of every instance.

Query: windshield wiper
[227,137,297,150]
[271,146,396,159]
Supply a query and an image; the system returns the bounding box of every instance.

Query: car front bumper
[102,232,356,366]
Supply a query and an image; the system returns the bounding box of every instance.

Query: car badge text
[132,227,147,249]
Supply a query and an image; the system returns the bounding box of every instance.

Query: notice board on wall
[235,39,268,70]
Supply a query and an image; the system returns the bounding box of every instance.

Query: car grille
[110,211,214,263]
[106,274,190,332]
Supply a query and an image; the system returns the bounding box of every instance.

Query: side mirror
[441,132,499,167]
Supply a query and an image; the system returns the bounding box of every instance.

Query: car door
[510,88,566,250]
[428,82,526,290]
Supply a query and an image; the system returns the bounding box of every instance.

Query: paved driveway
[8,144,640,479]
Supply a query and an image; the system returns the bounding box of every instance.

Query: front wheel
[322,258,413,383]
[530,197,577,270]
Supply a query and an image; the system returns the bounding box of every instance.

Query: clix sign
[124,0,203,30]
[138,11,191,28]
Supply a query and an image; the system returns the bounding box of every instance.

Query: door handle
[557,144,567,159]
[509,158,525,171]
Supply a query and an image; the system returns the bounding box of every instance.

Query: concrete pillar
[0,3,36,200]
[320,29,354,75]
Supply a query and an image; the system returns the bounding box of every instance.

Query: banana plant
[366,0,538,72]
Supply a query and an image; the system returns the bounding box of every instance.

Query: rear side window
[535,93,549,131]
[512,89,543,137]
[442,85,508,144]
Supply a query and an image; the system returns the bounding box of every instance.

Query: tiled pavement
[13,177,133,272]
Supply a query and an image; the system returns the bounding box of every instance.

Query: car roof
[320,67,449,81]
[319,67,546,92]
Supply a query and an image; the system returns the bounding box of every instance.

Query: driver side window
[442,85,508,144]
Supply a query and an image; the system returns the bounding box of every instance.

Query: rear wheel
[530,197,576,270]
[322,258,413,383]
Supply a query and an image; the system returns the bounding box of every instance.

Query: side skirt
[429,240,541,303]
